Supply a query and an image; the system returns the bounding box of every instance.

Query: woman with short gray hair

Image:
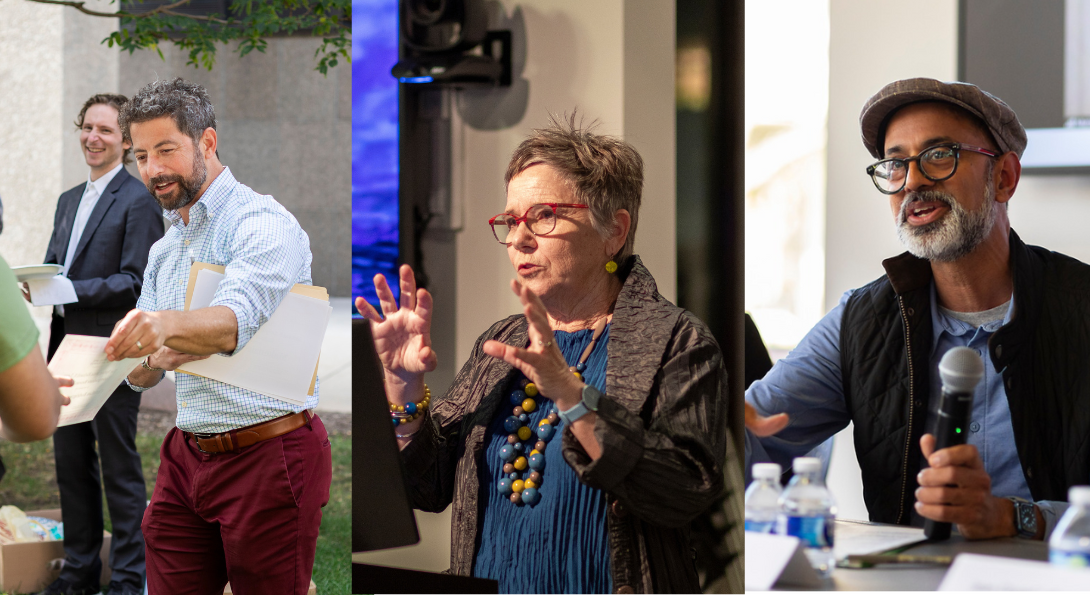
[358,115,731,593]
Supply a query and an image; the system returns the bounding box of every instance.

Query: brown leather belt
[186,410,313,454]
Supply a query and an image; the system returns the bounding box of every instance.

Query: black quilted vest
[840,230,1090,525]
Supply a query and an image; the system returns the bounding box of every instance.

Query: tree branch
[24,0,229,24]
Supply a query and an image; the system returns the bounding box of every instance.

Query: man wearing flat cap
[744,78,1090,541]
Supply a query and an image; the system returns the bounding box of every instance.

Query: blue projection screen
[352,0,399,310]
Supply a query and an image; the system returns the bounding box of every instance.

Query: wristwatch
[558,384,602,425]
[1008,496,1038,539]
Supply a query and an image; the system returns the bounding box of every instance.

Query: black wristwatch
[1008,497,1038,539]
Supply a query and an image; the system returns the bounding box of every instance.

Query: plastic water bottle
[777,457,837,577]
[1050,486,1090,568]
[745,463,782,533]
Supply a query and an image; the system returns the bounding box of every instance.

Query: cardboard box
[224,579,317,594]
[0,509,111,593]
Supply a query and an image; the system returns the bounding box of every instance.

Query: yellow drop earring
[605,259,618,274]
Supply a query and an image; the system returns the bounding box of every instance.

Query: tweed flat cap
[859,78,1027,159]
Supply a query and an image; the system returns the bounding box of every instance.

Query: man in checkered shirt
[106,78,331,595]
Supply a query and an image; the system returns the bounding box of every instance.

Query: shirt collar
[87,162,124,198]
[929,281,1015,351]
[163,166,236,227]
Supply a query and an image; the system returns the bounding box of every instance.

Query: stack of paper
[176,263,332,405]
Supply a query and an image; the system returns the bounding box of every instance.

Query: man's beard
[147,155,207,211]
[895,181,996,263]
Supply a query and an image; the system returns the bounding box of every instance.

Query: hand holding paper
[47,335,141,426]
[25,275,77,307]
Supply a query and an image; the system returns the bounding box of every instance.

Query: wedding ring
[137,340,143,350]
[538,340,553,348]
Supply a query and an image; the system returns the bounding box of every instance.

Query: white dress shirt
[57,162,125,316]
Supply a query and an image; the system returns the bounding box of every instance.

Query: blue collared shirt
[745,285,1069,537]
[130,166,319,433]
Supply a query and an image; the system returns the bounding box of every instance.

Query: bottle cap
[1069,486,1090,507]
[751,463,781,479]
[792,457,822,474]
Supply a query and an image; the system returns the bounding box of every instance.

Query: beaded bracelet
[390,384,431,426]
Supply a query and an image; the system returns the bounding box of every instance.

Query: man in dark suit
[37,94,164,595]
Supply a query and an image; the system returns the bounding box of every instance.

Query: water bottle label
[744,519,775,533]
[780,515,834,548]
[1050,550,1090,568]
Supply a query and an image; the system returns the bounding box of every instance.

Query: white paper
[939,553,1090,591]
[833,519,927,560]
[745,531,823,590]
[176,269,331,405]
[25,275,77,306]
[47,335,141,426]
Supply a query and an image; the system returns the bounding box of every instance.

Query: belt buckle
[192,433,216,454]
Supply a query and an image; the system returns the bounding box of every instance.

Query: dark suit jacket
[45,166,164,339]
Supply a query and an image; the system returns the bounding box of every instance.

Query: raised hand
[482,279,584,411]
[745,401,789,437]
[355,265,438,388]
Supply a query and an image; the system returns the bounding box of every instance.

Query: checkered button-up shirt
[132,166,319,433]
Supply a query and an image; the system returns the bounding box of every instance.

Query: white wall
[353,0,676,571]
[824,0,959,521]
[451,0,676,366]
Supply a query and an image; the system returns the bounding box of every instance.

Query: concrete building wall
[0,0,68,334]
[1,9,349,300]
[118,39,353,296]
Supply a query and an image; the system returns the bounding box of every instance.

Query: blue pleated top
[473,326,613,594]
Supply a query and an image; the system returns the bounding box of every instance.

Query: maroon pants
[142,416,332,595]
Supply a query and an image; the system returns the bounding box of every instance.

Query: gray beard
[895,184,996,263]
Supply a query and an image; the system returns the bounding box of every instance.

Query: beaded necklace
[497,317,608,506]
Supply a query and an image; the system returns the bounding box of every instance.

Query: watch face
[582,385,602,410]
[1020,504,1037,530]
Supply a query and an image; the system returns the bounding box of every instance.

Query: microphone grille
[938,346,985,392]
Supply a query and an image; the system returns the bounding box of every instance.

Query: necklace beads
[497,318,607,506]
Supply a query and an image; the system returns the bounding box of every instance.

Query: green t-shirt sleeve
[0,254,40,374]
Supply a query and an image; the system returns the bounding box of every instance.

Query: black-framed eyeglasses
[866,143,999,195]
[487,203,589,245]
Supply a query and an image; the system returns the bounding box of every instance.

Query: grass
[0,430,350,595]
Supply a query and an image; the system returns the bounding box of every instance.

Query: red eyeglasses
[487,203,589,245]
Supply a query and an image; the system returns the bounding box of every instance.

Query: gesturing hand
[482,280,584,411]
[355,265,437,385]
[745,402,789,437]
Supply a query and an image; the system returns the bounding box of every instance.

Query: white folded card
[175,264,331,405]
[745,531,822,590]
[25,275,77,307]
[939,553,1090,591]
[47,335,141,426]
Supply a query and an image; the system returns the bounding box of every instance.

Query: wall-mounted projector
[391,0,512,87]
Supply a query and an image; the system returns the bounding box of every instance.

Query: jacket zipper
[896,295,915,525]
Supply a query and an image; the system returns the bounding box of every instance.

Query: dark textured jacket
[840,230,1090,525]
[401,256,735,593]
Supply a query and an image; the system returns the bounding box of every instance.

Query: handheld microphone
[923,346,984,541]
